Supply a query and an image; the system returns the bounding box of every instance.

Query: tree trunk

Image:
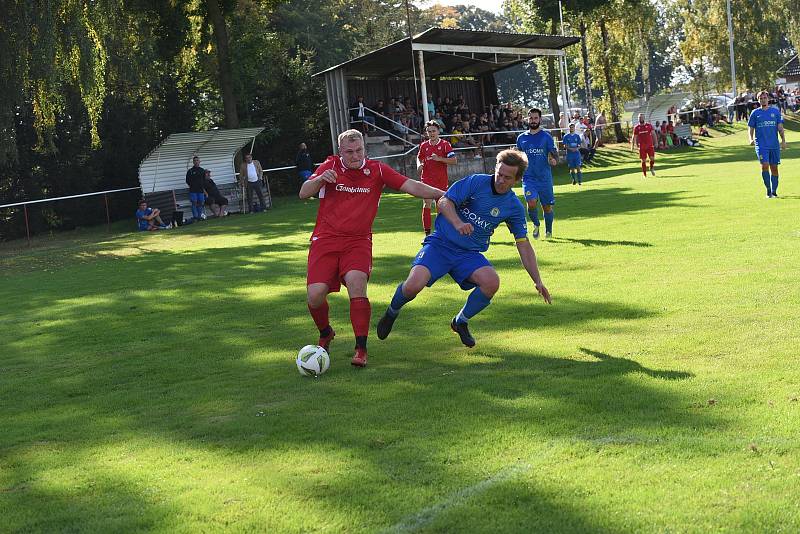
[546,17,561,128]
[206,0,239,129]
[579,19,593,116]
[599,17,625,142]
[642,32,651,98]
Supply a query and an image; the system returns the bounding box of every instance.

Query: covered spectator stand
[137,128,266,220]
[313,27,580,151]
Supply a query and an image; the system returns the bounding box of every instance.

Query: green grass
[2,120,800,533]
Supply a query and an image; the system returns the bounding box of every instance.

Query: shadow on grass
[1,175,718,532]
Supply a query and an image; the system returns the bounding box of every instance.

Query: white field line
[380,462,532,534]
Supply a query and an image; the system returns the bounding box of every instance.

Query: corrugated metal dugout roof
[138,127,264,194]
[313,27,580,79]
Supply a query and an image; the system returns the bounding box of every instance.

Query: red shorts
[307,236,372,292]
[421,175,448,191]
[639,145,655,160]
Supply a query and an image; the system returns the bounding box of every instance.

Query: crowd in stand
[351,94,606,160]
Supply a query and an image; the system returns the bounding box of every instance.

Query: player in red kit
[631,113,656,177]
[299,129,446,367]
[418,121,457,235]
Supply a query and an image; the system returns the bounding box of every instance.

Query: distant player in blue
[375,149,552,348]
[563,123,583,186]
[516,108,559,238]
[748,90,787,198]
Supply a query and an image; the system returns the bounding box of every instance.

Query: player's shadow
[547,237,653,248]
[576,347,693,380]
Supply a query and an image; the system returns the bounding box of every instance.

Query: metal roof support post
[418,51,430,124]
[324,71,340,153]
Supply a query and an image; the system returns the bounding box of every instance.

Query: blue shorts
[411,237,492,290]
[756,147,780,165]
[566,152,582,168]
[523,179,555,206]
[189,192,206,203]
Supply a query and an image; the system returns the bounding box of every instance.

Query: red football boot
[351,347,368,367]
[318,327,335,352]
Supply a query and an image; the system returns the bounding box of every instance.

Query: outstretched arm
[399,179,445,200]
[516,239,552,304]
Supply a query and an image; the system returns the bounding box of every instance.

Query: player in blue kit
[563,123,583,186]
[748,90,787,198]
[516,108,559,238]
[375,149,552,348]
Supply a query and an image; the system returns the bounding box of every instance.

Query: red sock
[422,207,431,233]
[349,297,371,338]
[641,161,647,175]
[308,300,329,331]
[650,160,655,170]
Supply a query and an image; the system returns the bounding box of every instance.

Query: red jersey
[418,138,454,183]
[310,156,408,240]
[633,123,655,148]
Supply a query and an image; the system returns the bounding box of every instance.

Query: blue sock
[577,171,582,184]
[528,207,539,227]
[388,283,414,317]
[762,170,771,193]
[570,170,575,182]
[771,175,779,195]
[455,287,492,324]
[544,210,554,234]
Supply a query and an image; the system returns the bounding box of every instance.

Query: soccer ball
[296,345,330,377]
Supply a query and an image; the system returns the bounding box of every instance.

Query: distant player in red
[417,121,456,235]
[631,113,656,177]
[299,129,446,367]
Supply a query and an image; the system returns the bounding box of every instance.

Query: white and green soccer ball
[296,345,330,377]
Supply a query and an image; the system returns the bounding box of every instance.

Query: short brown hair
[496,149,528,179]
[337,129,364,146]
[757,90,770,99]
[424,120,440,131]
[528,107,542,117]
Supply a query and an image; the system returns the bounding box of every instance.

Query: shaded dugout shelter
[313,27,580,150]
[137,127,266,218]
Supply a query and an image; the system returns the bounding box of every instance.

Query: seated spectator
[203,170,229,217]
[699,125,711,137]
[135,199,170,231]
[373,99,390,130]
[665,120,677,147]
[433,111,446,131]
[579,129,596,163]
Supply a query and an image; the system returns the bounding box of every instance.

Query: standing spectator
[135,199,170,231]
[350,96,374,132]
[240,153,266,213]
[185,155,207,220]
[203,170,229,217]
[594,111,607,148]
[296,142,314,181]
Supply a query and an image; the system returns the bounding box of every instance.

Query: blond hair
[337,129,364,146]
[496,149,528,179]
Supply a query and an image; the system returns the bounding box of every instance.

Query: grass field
[2,121,800,533]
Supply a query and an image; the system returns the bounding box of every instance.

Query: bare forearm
[779,125,786,143]
[299,177,324,199]
[517,241,543,284]
[443,157,457,165]
[400,179,444,200]
[749,127,755,142]
[437,197,463,227]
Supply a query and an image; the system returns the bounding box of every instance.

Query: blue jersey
[563,133,582,151]
[135,208,153,230]
[433,174,528,252]
[517,130,556,181]
[748,107,783,150]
